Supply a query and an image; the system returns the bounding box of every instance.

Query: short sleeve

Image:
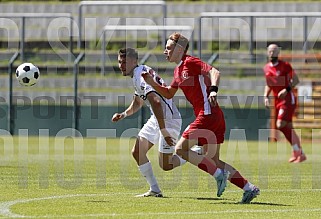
[187,57,212,76]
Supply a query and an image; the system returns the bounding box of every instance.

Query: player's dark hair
[118,48,138,59]
[168,32,189,52]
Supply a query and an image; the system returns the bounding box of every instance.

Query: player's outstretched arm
[111,96,144,122]
[141,72,177,99]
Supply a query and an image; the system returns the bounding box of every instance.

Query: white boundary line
[1,190,321,218]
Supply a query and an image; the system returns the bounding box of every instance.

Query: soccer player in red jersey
[263,44,307,163]
[142,32,259,203]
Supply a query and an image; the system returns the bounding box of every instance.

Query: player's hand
[111,113,125,122]
[208,91,218,107]
[161,129,176,146]
[264,97,270,108]
[141,72,154,85]
[164,136,176,146]
[278,89,287,99]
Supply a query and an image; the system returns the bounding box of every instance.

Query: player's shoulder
[184,55,201,63]
[279,60,292,67]
[183,55,204,69]
[133,65,150,78]
[278,60,293,71]
[263,62,271,70]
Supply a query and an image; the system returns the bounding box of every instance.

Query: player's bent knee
[131,148,139,161]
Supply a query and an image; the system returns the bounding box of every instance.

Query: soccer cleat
[241,186,260,204]
[135,190,163,198]
[191,145,203,155]
[288,150,307,163]
[293,153,307,163]
[215,170,229,197]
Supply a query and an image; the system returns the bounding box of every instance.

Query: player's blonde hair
[168,32,189,53]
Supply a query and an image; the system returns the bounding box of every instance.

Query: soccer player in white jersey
[112,48,185,197]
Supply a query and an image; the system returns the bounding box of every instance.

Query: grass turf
[0,136,320,218]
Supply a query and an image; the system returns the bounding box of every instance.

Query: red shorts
[182,108,225,145]
[276,96,297,122]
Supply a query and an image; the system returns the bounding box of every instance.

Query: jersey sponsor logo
[140,82,146,90]
[145,86,152,93]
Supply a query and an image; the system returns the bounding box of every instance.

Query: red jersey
[264,60,296,106]
[170,55,218,116]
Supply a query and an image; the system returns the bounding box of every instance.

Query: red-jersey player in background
[142,32,260,203]
[263,44,307,163]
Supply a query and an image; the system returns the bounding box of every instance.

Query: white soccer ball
[16,63,40,86]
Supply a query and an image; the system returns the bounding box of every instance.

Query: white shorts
[138,115,182,154]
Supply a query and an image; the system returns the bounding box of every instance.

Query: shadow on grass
[196,197,292,206]
[86,200,110,203]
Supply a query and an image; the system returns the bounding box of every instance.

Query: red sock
[279,125,301,148]
[197,157,217,175]
[229,171,248,189]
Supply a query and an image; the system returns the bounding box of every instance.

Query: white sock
[138,161,161,193]
[175,154,186,166]
[292,144,300,152]
[213,168,222,178]
[243,182,255,191]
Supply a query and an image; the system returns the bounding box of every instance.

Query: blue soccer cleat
[241,186,260,204]
[215,170,229,197]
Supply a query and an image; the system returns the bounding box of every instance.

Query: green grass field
[0,136,320,218]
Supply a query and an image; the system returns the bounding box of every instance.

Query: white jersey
[132,65,180,120]
[132,65,181,153]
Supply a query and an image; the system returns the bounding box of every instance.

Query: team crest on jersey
[276,70,281,76]
[182,71,188,79]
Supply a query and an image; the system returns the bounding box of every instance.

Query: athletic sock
[229,171,248,190]
[292,143,301,152]
[175,154,187,166]
[138,161,161,193]
[279,125,301,149]
[197,157,218,175]
[243,181,255,191]
[213,168,223,178]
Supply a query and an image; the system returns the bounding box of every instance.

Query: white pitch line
[0,194,128,218]
[1,190,321,218]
